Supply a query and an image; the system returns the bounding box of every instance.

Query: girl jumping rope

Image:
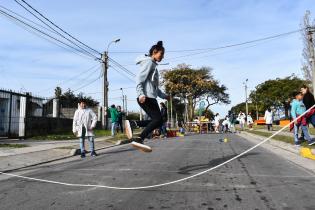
[125,41,169,152]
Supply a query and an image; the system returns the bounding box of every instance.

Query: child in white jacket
[73,99,97,158]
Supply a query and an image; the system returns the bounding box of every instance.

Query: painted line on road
[1,105,315,190]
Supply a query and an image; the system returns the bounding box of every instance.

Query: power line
[165,29,304,61]
[37,64,100,93]
[108,57,136,77]
[0,9,97,60]
[72,75,102,92]
[16,0,101,56]
[14,0,100,60]
[110,66,136,83]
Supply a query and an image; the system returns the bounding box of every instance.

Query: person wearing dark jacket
[300,85,315,140]
[116,106,125,133]
[160,102,168,137]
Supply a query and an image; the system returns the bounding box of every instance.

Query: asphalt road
[1,134,315,210]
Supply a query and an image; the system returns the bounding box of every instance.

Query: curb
[300,147,315,160]
[239,131,315,161]
[2,141,125,173]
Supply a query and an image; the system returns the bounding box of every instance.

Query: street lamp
[107,38,121,52]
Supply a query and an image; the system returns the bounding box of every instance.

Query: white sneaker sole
[131,142,152,153]
[125,120,133,139]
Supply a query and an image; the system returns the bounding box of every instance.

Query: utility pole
[101,52,109,129]
[125,95,128,116]
[102,38,120,129]
[306,27,315,94]
[120,88,125,112]
[244,79,249,118]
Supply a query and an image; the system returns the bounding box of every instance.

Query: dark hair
[160,102,166,108]
[301,84,310,91]
[149,41,164,56]
[292,91,302,98]
[78,98,86,103]
[111,104,115,108]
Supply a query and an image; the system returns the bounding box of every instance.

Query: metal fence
[0,89,101,138]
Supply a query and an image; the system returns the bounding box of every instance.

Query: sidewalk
[238,132,315,173]
[0,136,115,172]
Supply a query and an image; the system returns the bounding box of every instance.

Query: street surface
[1,134,315,210]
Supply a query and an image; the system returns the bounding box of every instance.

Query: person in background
[264,108,273,131]
[247,112,254,130]
[291,91,315,146]
[229,112,236,133]
[214,113,220,133]
[109,104,119,137]
[116,106,125,133]
[72,99,98,158]
[160,102,168,138]
[238,111,246,131]
[300,85,315,140]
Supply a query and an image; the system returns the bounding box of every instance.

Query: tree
[56,88,99,107]
[162,64,230,121]
[301,10,315,82]
[54,86,62,98]
[249,75,307,118]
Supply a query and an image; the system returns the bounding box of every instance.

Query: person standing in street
[125,41,169,152]
[264,108,273,131]
[72,99,98,158]
[247,112,254,130]
[116,105,125,133]
[160,102,168,138]
[238,111,246,131]
[109,104,119,137]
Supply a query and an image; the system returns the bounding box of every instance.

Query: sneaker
[80,152,86,158]
[295,142,301,146]
[308,140,315,146]
[131,137,152,153]
[91,151,97,157]
[125,120,133,139]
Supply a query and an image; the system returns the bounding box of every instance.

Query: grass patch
[245,130,315,149]
[0,144,28,148]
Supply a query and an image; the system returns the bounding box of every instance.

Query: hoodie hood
[135,55,155,65]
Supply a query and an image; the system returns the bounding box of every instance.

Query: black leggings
[136,98,163,140]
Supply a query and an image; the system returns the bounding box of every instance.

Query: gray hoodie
[135,55,167,99]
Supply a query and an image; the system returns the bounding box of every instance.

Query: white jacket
[264,110,273,125]
[72,108,97,137]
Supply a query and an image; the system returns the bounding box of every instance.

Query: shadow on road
[178,152,259,175]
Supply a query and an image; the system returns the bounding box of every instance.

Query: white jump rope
[1,104,314,190]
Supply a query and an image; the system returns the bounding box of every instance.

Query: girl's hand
[139,95,146,103]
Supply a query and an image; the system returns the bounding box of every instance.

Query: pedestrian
[125,41,169,152]
[264,108,273,131]
[72,99,98,158]
[291,91,315,146]
[238,111,246,130]
[229,112,236,133]
[214,113,220,133]
[301,84,315,126]
[247,112,254,130]
[108,104,119,137]
[222,116,230,133]
[160,102,168,138]
[116,105,125,133]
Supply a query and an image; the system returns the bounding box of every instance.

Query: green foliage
[249,75,307,118]
[162,64,230,120]
[54,87,99,108]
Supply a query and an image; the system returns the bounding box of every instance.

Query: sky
[1,0,315,116]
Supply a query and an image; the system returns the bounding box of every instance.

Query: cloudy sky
[1,0,315,115]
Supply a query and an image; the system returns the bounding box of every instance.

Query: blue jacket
[135,56,167,99]
[291,99,306,119]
